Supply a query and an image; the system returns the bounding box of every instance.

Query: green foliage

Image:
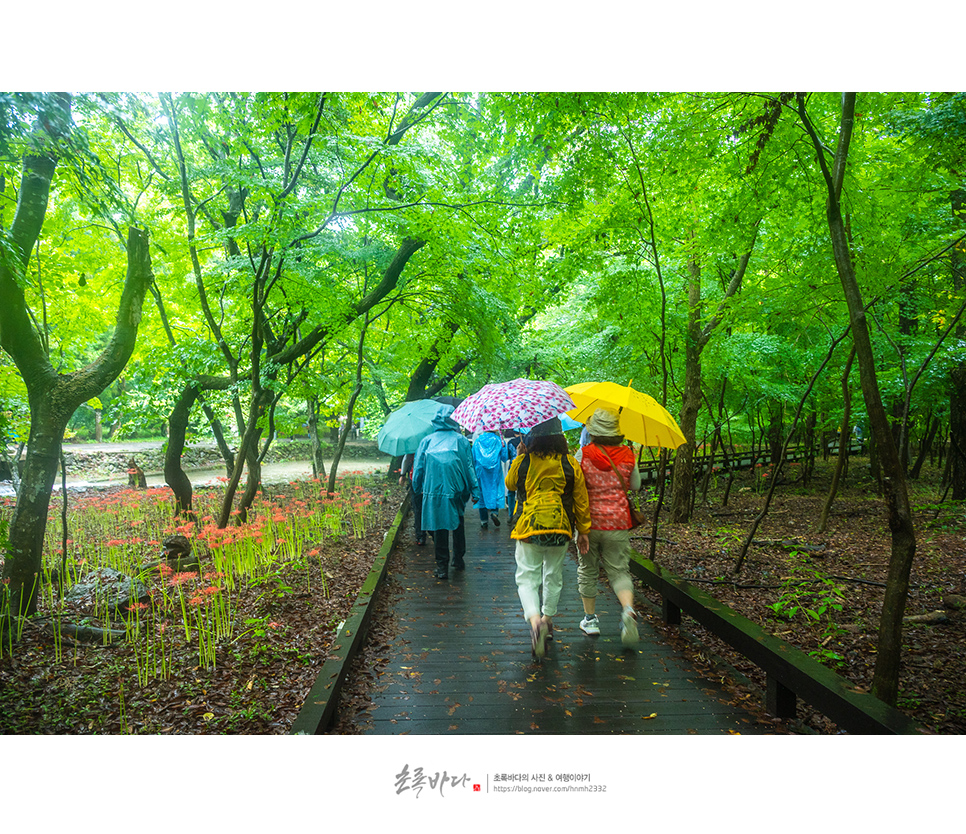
[768,556,848,667]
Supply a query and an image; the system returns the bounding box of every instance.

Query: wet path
[356,506,775,735]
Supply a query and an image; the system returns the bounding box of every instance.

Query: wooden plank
[346,516,776,735]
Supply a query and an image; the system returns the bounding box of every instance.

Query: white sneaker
[580,615,601,635]
[621,608,639,646]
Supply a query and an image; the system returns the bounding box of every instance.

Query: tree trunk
[767,403,784,464]
[2,220,154,619]
[165,384,201,520]
[217,389,270,528]
[670,253,703,523]
[818,346,856,533]
[909,412,939,480]
[306,396,327,479]
[798,92,917,707]
[326,316,368,495]
[803,410,817,486]
[198,394,235,477]
[949,189,966,498]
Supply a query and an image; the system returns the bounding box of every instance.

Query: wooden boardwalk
[353,505,777,735]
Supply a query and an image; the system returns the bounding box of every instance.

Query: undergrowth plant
[0,474,378,690]
[768,555,848,666]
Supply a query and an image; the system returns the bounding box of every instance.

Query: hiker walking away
[412,411,480,580]
[575,408,641,646]
[399,452,426,546]
[505,416,591,658]
[472,430,508,528]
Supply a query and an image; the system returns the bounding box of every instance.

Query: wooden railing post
[766,675,797,719]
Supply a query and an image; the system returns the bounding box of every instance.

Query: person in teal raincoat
[472,431,509,528]
[412,412,481,579]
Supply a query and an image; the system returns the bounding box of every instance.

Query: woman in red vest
[576,408,641,646]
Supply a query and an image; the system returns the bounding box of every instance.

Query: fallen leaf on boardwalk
[593,716,606,724]
[565,710,573,717]
[618,675,635,681]
[642,713,658,720]
[530,722,540,730]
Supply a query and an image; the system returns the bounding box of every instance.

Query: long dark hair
[526,434,569,457]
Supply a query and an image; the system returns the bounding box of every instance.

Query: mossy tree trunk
[0,95,155,618]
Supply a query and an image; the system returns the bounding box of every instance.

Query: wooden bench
[629,553,923,734]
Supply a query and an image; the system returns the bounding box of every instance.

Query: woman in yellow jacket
[505,416,591,658]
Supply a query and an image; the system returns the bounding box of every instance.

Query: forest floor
[637,456,966,734]
[1,450,964,734]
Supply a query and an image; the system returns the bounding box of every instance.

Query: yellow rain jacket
[505,452,591,541]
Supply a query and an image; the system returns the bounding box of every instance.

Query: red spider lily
[167,572,197,587]
[188,595,204,606]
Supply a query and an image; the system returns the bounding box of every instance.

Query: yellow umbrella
[565,380,686,449]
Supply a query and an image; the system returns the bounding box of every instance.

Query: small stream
[0,457,393,497]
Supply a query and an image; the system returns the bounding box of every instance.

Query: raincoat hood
[473,432,504,467]
[583,442,635,471]
[431,412,461,432]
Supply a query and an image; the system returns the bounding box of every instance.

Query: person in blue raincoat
[472,431,509,529]
[412,411,481,580]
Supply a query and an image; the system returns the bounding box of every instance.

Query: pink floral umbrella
[451,378,576,433]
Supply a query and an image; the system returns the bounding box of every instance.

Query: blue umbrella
[518,413,583,434]
[377,400,455,457]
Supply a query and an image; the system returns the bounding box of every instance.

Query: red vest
[580,444,635,530]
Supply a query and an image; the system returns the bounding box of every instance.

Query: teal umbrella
[377,400,455,457]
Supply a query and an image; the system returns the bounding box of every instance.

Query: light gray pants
[577,529,634,600]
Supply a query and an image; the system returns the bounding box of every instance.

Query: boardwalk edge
[290,491,411,735]
[629,551,924,734]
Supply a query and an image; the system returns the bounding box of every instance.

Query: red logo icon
[473,784,481,792]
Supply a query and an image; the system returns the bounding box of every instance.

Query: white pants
[514,538,568,621]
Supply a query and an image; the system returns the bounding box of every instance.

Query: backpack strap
[509,453,530,528]
[560,453,576,532]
